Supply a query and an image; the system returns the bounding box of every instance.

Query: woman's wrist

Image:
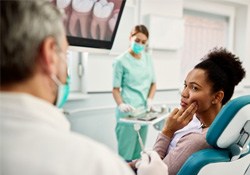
[162,127,175,138]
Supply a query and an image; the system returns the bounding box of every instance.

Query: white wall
[140,0,183,90]
[234,2,250,87]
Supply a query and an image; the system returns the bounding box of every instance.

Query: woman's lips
[180,101,188,108]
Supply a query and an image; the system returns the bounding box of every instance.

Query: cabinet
[144,15,184,50]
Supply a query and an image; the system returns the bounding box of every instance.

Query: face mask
[52,76,70,108]
[131,41,145,54]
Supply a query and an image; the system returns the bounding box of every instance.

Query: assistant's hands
[162,102,198,138]
[118,103,135,113]
[146,98,153,111]
[136,151,168,175]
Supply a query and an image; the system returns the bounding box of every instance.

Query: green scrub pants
[115,122,148,160]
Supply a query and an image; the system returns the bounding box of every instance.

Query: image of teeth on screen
[52,0,123,41]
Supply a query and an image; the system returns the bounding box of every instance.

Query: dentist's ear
[38,37,58,76]
[212,90,224,104]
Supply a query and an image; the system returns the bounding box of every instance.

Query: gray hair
[0,0,65,85]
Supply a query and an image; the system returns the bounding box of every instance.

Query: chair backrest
[177,95,250,175]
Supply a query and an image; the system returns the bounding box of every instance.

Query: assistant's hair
[0,0,64,86]
[130,24,149,39]
[195,47,246,105]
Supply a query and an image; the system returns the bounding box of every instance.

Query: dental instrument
[134,123,145,153]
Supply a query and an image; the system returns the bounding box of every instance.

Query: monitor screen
[50,0,126,50]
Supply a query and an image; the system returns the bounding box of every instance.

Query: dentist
[0,1,167,175]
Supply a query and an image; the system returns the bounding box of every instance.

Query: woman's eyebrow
[190,82,202,88]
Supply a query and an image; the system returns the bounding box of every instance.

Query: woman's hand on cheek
[162,102,198,138]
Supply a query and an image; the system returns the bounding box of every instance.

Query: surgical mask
[52,76,70,108]
[131,41,145,54]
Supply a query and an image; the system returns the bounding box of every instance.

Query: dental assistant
[112,25,156,160]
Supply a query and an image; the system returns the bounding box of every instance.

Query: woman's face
[180,68,216,114]
[130,32,148,45]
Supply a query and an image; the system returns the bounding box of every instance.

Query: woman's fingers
[170,108,179,117]
[162,103,198,138]
[174,107,185,119]
[179,102,198,122]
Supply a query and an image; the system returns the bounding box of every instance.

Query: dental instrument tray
[120,106,169,125]
[128,108,159,121]
[130,112,158,121]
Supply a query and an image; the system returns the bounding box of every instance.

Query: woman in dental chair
[129,47,246,175]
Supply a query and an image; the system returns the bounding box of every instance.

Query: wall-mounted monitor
[50,0,126,50]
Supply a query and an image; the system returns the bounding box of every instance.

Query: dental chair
[177,95,250,175]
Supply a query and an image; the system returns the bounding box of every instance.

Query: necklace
[201,123,208,128]
[202,124,207,128]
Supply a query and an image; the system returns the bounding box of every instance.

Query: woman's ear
[38,37,58,75]
[129,35,132,41]
[212,90,224,104]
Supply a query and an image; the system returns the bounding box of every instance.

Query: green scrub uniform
[113,51,156,160]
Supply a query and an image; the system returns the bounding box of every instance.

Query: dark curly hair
[194,47,246,105]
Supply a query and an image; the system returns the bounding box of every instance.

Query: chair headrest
[207,95,250,148]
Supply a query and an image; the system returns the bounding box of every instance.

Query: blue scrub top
[113,51,156,110]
